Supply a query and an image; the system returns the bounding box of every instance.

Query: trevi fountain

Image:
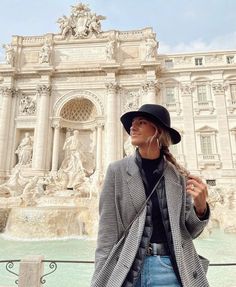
[0,2,236,286]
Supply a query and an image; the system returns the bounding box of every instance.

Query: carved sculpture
[106,40,116,60]
[15,133,33,166]
[145,37,157,61]
[2,44,15,66]
[19,95,36,115]
[58,130,86,189]
[39,42,51,64]
[57,2,106,39]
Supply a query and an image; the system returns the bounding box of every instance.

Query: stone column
[0,87,14,173]
[51,124,60,172]
[96,123,103,173]
[212,82,233,169]
[180,84,198,171]
[142,80,157,104]
[32,85,51,172]
[105,82,119,166]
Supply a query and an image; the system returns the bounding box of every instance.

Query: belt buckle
[147,244,152,256]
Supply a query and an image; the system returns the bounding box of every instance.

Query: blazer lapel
[164,164,183,223]
[126,155,146,213]
[164,164,183,265]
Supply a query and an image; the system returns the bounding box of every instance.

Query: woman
[91,104,210,287]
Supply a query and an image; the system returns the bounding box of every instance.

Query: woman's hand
[186,174,208,217]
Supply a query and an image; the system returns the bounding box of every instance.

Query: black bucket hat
[120,104,181,144]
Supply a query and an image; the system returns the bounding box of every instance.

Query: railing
[1,259,236,286]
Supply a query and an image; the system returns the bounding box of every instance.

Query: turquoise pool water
[0,229,235,287]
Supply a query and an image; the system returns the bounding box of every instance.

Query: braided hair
[148,122,189,177]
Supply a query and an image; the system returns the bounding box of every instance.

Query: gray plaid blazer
[91,155,210,287]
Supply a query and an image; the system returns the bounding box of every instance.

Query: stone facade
[0,3,235,189]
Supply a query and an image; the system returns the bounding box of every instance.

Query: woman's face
[130,116,157,147]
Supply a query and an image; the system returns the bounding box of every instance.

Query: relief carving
[19,95,36,116]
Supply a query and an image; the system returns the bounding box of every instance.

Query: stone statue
[2,44,15,66]
[124,137,135,156]
[21,176,39,206]
[57,3,106,39]
[39,42,51,64]
[59,130,86,189]
[145,38,157,61]
[87,13,105,34]
[106,40,116,60]
[0,166,28,197]
[57,15,72,38]
[15,132,33,166]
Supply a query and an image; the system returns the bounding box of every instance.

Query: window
[165,59,173,68]
[230,84,236,103]
[206,179,216,186]
[165,87,175,105]
[195,58,203,66]
[200,135,213,155]
[227,56,234,64]
[197,85,207,103]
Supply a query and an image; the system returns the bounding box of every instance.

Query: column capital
[212,82,226,94]
[142,80,159,92]
[36,84,51,96]
[0,86,16,97]
[52,123,60,129]
[97,122,104,128]
[180,83,195,96]
[105,82,120,92]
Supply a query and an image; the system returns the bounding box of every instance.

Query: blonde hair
[148,122,189,177]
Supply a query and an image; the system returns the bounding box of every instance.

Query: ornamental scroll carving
[105,82,120,93]
[36,85,51,96]
[0,87,15,97]
[180,84,194,95]
[57,3,106,39]
[142,81,159,93]
[212,83,225,94]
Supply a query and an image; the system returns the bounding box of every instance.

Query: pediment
[196,125,217,132]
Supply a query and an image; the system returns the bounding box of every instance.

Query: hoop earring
[156,138,162,150]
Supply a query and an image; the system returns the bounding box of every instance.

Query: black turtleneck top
[141,156,168,243]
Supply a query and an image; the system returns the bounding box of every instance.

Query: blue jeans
[135,255,181,287]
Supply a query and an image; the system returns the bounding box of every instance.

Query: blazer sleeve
[93,163,119,277]
[183,177,210,239]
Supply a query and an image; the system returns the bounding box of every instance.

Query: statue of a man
[2,44,15,66]
[15,132,33,166]
[39,42,51,64]
[106,40,115,60]
[59,130,85,189]
[145,38,157,61]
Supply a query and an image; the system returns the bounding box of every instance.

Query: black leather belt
[146,243,170,256]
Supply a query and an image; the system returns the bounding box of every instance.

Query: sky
[0,0,236,59]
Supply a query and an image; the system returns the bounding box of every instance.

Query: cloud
[159,31,236,54]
